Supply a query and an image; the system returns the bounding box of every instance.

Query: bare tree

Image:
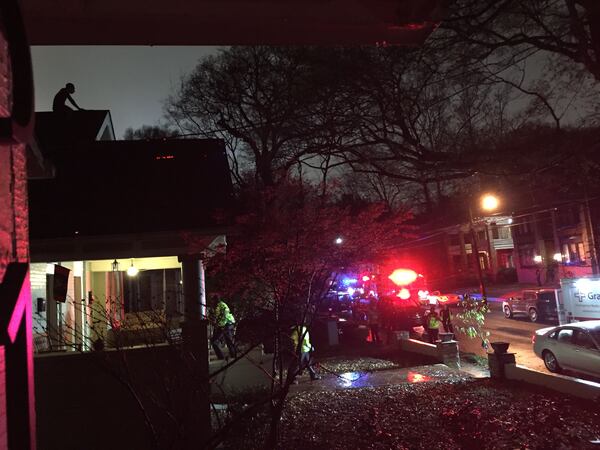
[166,47,354,188]
[441,0,600,82]
[123,124,179,140]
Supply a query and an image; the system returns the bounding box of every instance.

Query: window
[497,226,511,240]
[123,268,183,314]
[548,330,558,339]
[591,329,600,346]
[491,224,499,239]
[524,292,536,302]
[538,292,556,303]
[565,242,586,264]
[557,329,573,343]
[573,330,596,350]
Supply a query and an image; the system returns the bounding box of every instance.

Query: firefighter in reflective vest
[426,306,441,344]
[211,296,237,360]
[291,325,320,381]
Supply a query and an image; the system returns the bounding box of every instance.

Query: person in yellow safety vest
[426,306,441,344]
[210,296,237,360]
[441,304,454,334]
[290,325,320,382]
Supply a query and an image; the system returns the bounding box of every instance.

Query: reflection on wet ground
[290,364,471,392]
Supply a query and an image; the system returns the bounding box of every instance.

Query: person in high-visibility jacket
[290,325,320,381]
[425,306,441,344]
[211,296,237,359]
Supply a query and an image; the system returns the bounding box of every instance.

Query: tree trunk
[422,182,432,212]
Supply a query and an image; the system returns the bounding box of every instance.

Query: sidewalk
[289,363,473,392]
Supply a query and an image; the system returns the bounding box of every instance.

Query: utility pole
[469,206,487,299]
[583,194,599,275]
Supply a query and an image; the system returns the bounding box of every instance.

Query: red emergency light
[397,288,411,300]
[389,268,418,286]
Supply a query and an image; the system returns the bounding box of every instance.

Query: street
[453,302,548,372]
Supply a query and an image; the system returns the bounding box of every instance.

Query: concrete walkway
[289,363,474,392]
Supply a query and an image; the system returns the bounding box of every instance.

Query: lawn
[280,378,600,449]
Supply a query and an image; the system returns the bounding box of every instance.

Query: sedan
[533,321,600,378]
[420,290,462,306]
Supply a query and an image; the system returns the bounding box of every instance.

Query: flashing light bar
[389,269,418,286]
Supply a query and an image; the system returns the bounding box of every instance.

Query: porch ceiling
[22,0,445,45]
[29,230,226,263]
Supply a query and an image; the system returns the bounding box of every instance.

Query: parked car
[502,289,558,322]
[419,290,462,306]
[533,321,600,377]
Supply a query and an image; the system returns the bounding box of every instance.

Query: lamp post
[469,194,500,299]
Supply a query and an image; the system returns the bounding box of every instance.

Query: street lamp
[481,194,500,212]
[469,194,500,299]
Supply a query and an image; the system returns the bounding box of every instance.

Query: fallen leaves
[279,379,600,449]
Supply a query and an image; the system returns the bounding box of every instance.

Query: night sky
[31,46,219,138]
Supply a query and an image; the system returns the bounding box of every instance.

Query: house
[442,215,515,285]
[511,201,600,285]
[399,215,515,289]
[27,110,233,352]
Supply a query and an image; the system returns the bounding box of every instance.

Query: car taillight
[532,334,536,344]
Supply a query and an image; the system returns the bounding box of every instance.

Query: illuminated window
[123,268,183,313]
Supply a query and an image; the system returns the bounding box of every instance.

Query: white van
[558,277,600,325]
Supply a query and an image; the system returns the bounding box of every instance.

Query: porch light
[335,237,343,245]
[127,260,139,277]
[112,259,120,272]
[553,253,562,262]
[533,255,543,263]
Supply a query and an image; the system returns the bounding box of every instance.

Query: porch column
[179,255,207,320]
[177,254,210,440]
[45,273,58,350]
[73,276,84,351]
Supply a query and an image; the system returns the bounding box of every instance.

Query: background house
[511,201,600,285]
[398,215,515,289]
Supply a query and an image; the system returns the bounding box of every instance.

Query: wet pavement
[290,363,472,392]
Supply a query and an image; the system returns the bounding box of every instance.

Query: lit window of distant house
[564,242,586,264]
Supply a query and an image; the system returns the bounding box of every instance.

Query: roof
[28,139,233,239]
[34,110,115,150]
